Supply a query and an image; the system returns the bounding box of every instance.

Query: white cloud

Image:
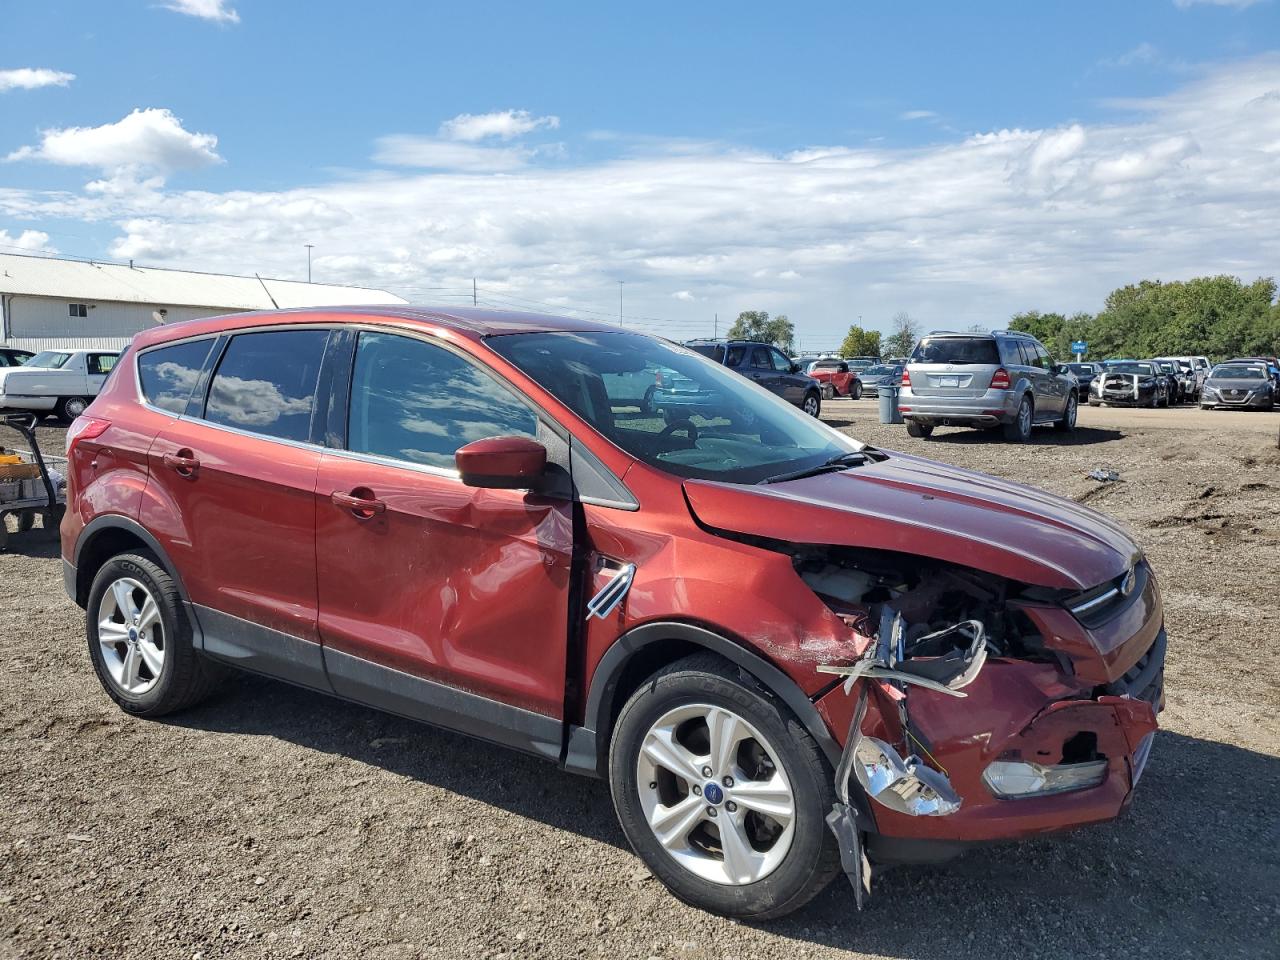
[1173,0,1262,8]
[2,56,1279,344]
[372,136,529,172]
[0,229,56,254]
[0,68,75,92]
[6,108,221,178]
[439,110,560,142]
[161,0,240,24]
[900,110,937,121]
[1105,42,1160,68]
[672,290,696,301]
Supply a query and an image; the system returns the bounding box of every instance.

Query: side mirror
[789,363,801,374]
[455,436,547,489]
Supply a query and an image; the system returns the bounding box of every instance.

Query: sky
[2,1,1279,350]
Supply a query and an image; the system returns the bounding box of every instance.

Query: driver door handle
[331,489,386,519]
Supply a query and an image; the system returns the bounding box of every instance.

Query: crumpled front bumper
[817,633,1164,847]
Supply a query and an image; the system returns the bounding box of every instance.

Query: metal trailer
[0,413,65,550]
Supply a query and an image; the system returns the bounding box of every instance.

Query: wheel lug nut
[726,801,737,813]
[648,782,657,790]
[701,766,712,777]
[706,807,717,818]
[692,785,701,796]
[722,776,734,788]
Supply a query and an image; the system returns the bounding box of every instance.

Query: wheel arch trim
[568,621,843,777]
[73,514,191,606]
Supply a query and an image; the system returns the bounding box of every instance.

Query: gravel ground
[1,406,1277,960]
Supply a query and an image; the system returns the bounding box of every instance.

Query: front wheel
[802,392,821,418]
[850,381,863,401]
[609,654,841,920]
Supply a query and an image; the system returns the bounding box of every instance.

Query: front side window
[488,331,857,484]
[27,351,72,369]
[138,339,215,413]
[750,347,773,369]
[769,348,793,371]
[204,330,328,442]
[725,345,747,367]
[347,331,537,470]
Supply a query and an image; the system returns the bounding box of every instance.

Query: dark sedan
[1201,364,1275,410]
[1064,362,1101,393]
[1090,361,1169,407]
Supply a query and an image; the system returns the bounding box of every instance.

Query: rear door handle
[331,489,386,519]
[162,451,200,476]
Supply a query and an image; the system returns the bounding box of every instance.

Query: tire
[1003,395,1033,442]
[86,551,221,717]
[1087,398,1100,407]
[850,381,863,401]
[1054,392,1078,432]
[608,653,841,921]
[906,420,933,439]
[801,392,821,418]
[640,386,656,415]
[58,396,89,423]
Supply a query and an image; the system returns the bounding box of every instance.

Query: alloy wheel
[96,577,165,695]
[636,703,796,886]
[803,395,820,417]
[1019,399,1032,437]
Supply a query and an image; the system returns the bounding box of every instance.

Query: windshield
[488,331,858,484]
[1066,363,1096,375]
[864,364,896,377]
[26,351,72,369]
[910,337,999,364]
[1210,365,1266,380]
[1107,362,1154,376]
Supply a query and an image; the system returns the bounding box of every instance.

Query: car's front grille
[1065,561,1148,628]
[1105,629,1166,706]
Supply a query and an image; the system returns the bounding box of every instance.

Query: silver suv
[898,331,1079,442]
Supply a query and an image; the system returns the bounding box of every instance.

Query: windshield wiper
[758,451,870,485]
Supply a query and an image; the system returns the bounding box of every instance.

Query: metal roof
[0,253,406,310]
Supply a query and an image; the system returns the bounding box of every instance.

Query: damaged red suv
[62,308,1164,920]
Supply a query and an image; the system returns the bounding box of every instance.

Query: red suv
[62,308,1164,920]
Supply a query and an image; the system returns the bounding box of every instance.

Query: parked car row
[0,348,121,422]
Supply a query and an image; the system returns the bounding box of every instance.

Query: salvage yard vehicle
[807,359,862,399]
[0,347,35,368]
[686,338,824,416]
[1200,363,1275,410]
[1090,361,1170,408]
[1149,360,1184,404]
[898,330,1078,442]
[0,348,120,422]
[856,362,903,397]
[63,307,1165,921]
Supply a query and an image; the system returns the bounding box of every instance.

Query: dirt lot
[1,405,1277,960]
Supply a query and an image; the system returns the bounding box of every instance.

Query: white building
[0,253,407,351]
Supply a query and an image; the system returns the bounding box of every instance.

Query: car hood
[683,451,1139,591]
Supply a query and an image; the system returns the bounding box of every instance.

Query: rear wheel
[58,396,89,423]
[86,552,221,717]
[609,654,840,920]
[1004,396,1033,442]
[802,392,821,418]
[906,420,933,439]
[1054,392,1078,432]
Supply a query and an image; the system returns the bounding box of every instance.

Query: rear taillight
[900,368,911,387]
[66,416,110,454]
[990,367,1011,389]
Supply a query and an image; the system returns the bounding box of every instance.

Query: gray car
[898,330,1078,442]
[1200,363,1275,410]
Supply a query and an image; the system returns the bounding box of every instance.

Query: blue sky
[3,0,1279,347]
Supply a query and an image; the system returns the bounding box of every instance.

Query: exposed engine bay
[787,545,1163,909]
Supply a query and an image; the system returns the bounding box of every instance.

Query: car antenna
[255,273,280,309]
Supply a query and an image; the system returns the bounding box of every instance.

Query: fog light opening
[983,751,1108,799]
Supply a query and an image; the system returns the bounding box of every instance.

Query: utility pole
[714,312,718,337]
[305,244,315,283]
[473,278,477,306]
[618,281,625,326]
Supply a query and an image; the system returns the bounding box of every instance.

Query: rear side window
[138,340,214,413]
[204,330,328,442]
[911,338,1000,365]
[688,344,726,364]
[725,345,746,367]
[750,347,773,369]
[347,331,537,470]
[88,353,118,376]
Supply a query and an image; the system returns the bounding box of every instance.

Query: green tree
[838,324,882,358]
[882,311,921,359]
[726,311,796,352]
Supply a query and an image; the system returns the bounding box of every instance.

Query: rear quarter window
[137,339,216,414]
[911,338,1000,364]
